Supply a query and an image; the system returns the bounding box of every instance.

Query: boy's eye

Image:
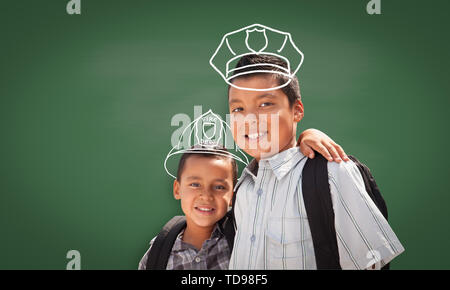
[260,102,274,108]
[189,183,201,188]
[232,107,243,113]
[214,185,226,190]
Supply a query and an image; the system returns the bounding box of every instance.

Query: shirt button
[250,235,256,242]
[257,189,263,196]
[195,257,201,263]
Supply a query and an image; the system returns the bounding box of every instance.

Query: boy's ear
[293,99,304,123]
[173,179,181,200]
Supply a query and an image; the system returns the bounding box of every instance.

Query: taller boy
[226,53,404,269]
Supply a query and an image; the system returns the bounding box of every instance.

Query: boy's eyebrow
[229,93,278,105]
[228,97,242,105]
[212,178,229,183]
[257,93,278,100]
[187,176,229,183]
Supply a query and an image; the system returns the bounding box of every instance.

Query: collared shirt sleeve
[327,160,405,269]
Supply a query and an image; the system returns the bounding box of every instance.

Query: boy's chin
[192,219,218,228]
[190,214,220,228]
[242,147,279,160]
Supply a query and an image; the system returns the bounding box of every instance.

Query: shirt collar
[235,159,258,189]
[236,147,306,187]
[172,223,223,253]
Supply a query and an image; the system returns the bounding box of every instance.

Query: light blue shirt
[229,147,404,269]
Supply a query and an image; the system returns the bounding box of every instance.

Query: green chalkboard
[0,0,449,269]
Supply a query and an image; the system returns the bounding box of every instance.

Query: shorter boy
[139,146,236,270]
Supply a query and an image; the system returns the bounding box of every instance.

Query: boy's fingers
[323,141,342,163]
[315,143,333,162]
[333,142,349,161]
[299,143,315,159]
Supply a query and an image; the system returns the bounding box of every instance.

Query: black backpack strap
[219,210,235,251]
[348,156,388,220]
[146,216,186,270]
[220,182,242,252]
[302,154,342,269]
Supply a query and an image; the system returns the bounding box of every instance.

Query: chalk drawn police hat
[209,24,304,91]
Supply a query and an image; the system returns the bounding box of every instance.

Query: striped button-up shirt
[229,147,404,269]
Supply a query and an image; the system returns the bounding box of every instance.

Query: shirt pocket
[266,216,308,269]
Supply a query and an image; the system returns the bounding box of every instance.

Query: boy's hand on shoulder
[297,128,349,163]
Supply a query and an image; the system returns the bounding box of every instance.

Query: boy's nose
[199,190,214,200]
[245,107,259,118]
[240,111,258,126]
[244,118,257,131]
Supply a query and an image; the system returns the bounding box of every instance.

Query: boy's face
[228,75,304,160]
[173,155,234,229]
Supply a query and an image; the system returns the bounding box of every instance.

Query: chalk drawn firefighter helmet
[164,109,249,179]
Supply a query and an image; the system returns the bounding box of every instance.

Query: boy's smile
[173,155,234,229]
[194,205,215,215]
[245,131,268,145]
[229,75,304,160]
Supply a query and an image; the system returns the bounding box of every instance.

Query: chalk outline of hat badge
[164,109,249,179]
[209,23,304,92]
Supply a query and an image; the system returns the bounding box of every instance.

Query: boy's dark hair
[229,54,301,106]
[176,145,238,187]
